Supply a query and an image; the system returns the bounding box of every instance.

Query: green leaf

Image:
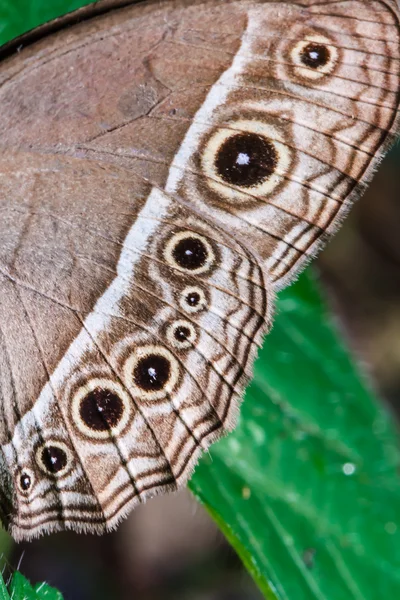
[8,573,63,600]
[0,0,94,45]
[0,572,10,600]
[0,572,63,600]
[190,271,400,599]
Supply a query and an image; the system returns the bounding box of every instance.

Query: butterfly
[0,0,398,540]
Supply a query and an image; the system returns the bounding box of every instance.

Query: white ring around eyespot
[71,378,132,440]
[17,468,35,495]
[290,35,339,80]
[179,286,208,314]
[164,231,215,275]
[166,320,198,350]
[36,440,73,478]
[123,345,180,401]
[201,120,292,201]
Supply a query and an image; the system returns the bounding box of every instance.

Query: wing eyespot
[179,286,208,314]
[36,441,72,477]
[215,131,278,188]
[164,231,215,275]
[167,320,198,350]
[124,345,180,401]
[71,379,132,440]
[17,469,35,495]
[290,34,339,80]
[201,119,292,202]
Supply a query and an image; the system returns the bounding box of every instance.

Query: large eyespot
[167,320,198,350]
[72,379,132,440]
[124,345,180,401]
[164,231,215,275]
[290,35,339,80]
[215,132,278,188]
[179,286,208,314]
[36,441,72,477]
[17,469,35,495]
[202,120,292,201]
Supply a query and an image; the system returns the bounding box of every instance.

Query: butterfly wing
[157,0,400,288]
[0,172,269,539]
[0,0,398,539]
[2,0,398,287]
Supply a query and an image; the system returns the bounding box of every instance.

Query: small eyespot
[36,441,71,477]
[290,35,339,80]
[164,231,215,275]
[71,379,132,440]
[18,469,34,494]
[167,320,198,349]
[202,120,292,201]
[124,345,180,401]
[179,286,208,314]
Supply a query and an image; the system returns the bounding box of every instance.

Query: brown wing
[157,0,400,288]
[0,0,249,436]
[0,0,398,539]
[0,0,272,539]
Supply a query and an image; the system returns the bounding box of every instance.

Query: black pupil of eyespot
[20,473,31,491]
[134,354,170,391]
[172,237,208,270]
[41,446,68,474]
[175,326,191,341]
[300,42,330,68]
[80,388,124,431]
[187,292,200,306]
[215,132,278,188]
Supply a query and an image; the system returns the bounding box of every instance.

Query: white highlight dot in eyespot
[237,152,250,166]
[290,34,339,80]
[124,345,180,401]
[202,119,292,202]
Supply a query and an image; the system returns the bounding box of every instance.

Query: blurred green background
[0,2,400,599]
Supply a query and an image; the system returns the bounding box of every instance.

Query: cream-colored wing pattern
[0,182,270,540]
[159,0,400,288]
[0,0,398,540]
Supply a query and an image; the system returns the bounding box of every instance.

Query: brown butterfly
[0,0,398,540]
